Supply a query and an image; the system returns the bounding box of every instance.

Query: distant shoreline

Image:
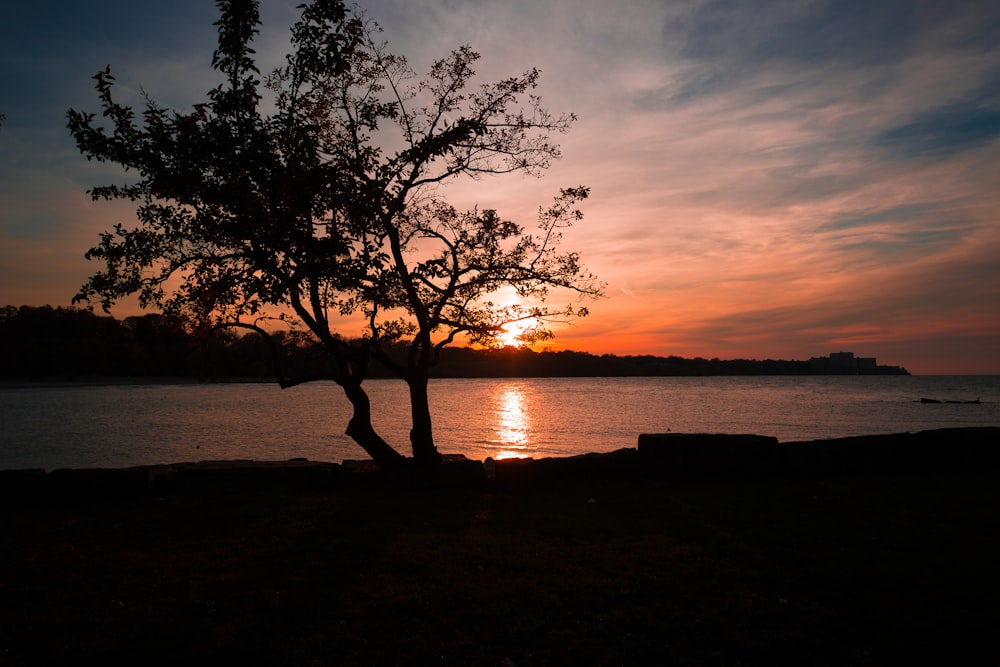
[0,376,272,390]
[5,372,993,392]
[2,306,911,377]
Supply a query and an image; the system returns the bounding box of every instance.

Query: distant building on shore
[808,351,904,374]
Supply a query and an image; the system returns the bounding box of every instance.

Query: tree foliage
[67,0,601,466]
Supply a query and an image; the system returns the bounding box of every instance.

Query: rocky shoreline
[3,427,997,664]
[3,427,997,498]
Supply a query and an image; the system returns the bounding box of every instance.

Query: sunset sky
[2,0,999,374]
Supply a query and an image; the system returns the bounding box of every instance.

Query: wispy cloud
[1,0,998,372]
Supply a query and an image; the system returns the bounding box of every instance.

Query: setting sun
[497,321,527,347]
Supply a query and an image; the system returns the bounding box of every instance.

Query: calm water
[1,376,998,470]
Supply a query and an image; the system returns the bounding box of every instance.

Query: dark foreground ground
[2,430,998,665]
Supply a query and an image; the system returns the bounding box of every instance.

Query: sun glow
[497,320,529,347]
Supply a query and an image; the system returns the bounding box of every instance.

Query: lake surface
[2,376,998,470]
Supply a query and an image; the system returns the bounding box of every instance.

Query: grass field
[1,461,997,665]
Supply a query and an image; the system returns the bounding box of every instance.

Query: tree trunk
[407,374,442,465]
[342,380,408,470]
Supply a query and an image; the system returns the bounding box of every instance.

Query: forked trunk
[407,374,442,466]
[342,381,408,470]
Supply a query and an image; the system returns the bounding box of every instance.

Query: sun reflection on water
[492,383,533,459]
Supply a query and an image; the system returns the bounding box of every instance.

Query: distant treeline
[1,305,909,379]
[429,347,910,377]
[1,305,278,380]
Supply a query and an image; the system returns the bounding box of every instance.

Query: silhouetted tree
[259,9,602,461]
[66,0,597,466]
[361,189,602,457]
[67,0,411,467]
